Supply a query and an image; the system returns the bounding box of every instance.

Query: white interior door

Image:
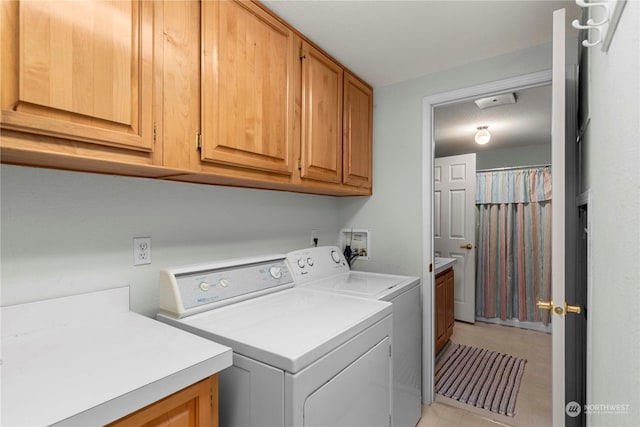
[434,153,476,323]
[550,8,567,426]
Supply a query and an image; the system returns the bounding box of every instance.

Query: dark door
[565,203,588,426]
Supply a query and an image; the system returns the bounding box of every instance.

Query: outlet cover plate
[133,237,151,266]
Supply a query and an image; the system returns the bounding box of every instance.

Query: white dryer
[157,254,393,427]
[287,246,422,427]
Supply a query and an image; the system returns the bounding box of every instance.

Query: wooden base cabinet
[435,267,455,355]
[107,375,219,427]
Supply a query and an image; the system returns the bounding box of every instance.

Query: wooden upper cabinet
[343,72,373,189]
[1,0,373,195]
[300,41,343,184]
[201,0,295,175]
[0,0,154,152]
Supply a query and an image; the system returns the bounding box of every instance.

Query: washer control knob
[297,258,306,268]
[330,250,341,263]
[199,282,210,291]
[219,278,230,288]
[306,257,315,267]
[269,266,282,279]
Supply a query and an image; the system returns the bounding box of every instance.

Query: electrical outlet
[133,237,151,266]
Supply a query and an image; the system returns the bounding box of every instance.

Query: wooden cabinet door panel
[1,0,153,151]
[201,0,295,175]
[445,269,455,337]
[107,375,218,427]
[343,72,372,188]
[435,272,447,354]
[435,268,455,354]
[300,41,343,184]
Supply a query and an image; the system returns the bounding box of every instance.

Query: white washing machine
[157,253,393,427]
[286,246,422,427]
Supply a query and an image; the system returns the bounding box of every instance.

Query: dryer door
[303,337,391,426]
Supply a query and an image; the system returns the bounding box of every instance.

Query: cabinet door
[445,269,455,338]
[343,72,372,189]
[201,0,295,175]
[435,272,447,354]
[1,0,154,152]
[107,375,218,427]
[300,41,343,184]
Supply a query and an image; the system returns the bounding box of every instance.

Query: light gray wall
[0,165,341,316]
[339,43,553,277]
[581,1,640,423]
[475,143,551,170]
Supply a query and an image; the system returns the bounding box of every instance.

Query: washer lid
[163,288,391,373]
[303,271,420,300]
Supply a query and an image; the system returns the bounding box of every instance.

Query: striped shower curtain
[475,166,552,324]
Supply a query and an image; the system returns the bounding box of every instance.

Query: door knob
[537,300,564,315]
[460,244,473,250]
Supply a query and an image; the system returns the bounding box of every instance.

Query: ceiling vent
[474,93,517,110]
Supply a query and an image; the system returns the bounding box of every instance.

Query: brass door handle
[460,244,473,250]
[565,303,582,315]
[537,300,582,316]
[536,300,554,311]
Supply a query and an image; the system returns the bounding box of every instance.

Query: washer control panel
[286,246,350,284]
[159,255,293,317]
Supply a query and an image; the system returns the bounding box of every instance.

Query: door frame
[421,70,552,404]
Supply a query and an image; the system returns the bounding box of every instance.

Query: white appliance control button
[330,250,341,263]
[297,258,305,268]
[219,278,230,288]
[269,266,282,279]
[199,282,210,291]
[306,257,315,266]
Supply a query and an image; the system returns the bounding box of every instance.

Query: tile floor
[417,321,552,427]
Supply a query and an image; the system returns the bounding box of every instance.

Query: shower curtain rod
[476,164,551,173]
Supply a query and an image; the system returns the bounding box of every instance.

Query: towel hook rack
[572,0,609,47]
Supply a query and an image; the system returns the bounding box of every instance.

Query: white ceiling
[434,84,552,158]
[260,0,578,157]
[261,0,579,88]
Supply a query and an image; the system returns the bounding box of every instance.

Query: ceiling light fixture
[475,126,491,144]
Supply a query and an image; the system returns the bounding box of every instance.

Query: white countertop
[434,257,457,275]
[1,287,232,426]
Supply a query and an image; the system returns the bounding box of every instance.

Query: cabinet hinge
[297,158,302,170]
[299,47,305,60]
[196,133,202,151]
[429,263,433,273]
[153,122,157,143]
